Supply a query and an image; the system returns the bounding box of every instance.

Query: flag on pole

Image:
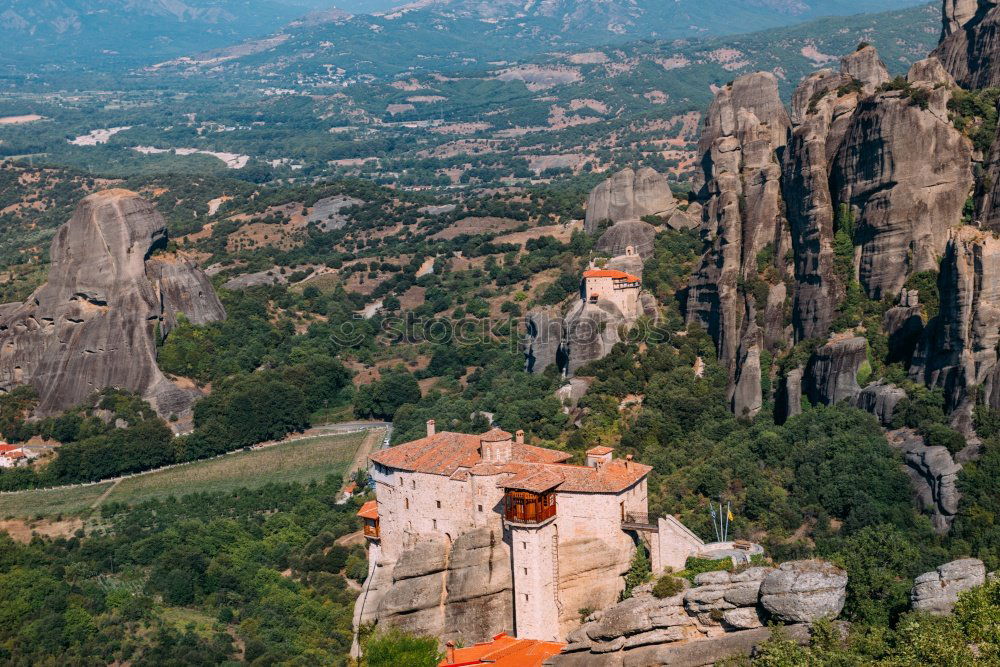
[728,508,734,522]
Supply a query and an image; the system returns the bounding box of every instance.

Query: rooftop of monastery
[440,633,565,666]
[370,430,571,475]
[371,428,651,495]
[582,268,641,282]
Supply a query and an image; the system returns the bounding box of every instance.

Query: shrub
[652,575,684,599]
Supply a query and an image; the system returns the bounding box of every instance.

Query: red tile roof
[480,427,513,442]
[0,444,20,453]
[586,446,614,456]
[583,269,640,282]
[500,459,651,494]
[441,633,564,667]
[373,429,649,494]
[357,500,378,520]
[370,431,570,476]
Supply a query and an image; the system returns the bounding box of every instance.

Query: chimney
[625,454,633,469]
[445,641,456,665]
[515,429,525,445]
[427,419,436,437]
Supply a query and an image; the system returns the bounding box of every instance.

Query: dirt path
[341,427,384,493]
[90,478,121,510]
[335,530,365,547]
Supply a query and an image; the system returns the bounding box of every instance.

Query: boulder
[759,560,847,623]
[666,205,700,231]
[912,558,986,614]
[595,219,657,260]
[853,381,907,427]
[0,190,225,421]
[585,167,677,234]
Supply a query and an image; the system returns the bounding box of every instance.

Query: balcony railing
[504,490,557,525]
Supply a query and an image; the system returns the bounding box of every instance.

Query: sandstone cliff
[584,167,678,234]
[357,528,514,645]
[831,60,972,301]
[784,47,888,340]
[685,71,792,417]
[933,0,1000,89]
[0,190,225,420]
[911,228,1000,425]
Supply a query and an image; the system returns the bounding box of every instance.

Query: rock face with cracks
[0,189,225,421]
[585,167,678,234]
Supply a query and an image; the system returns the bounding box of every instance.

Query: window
[411,480,416,490]
[478,505,483,512]
[404,498,409,510]
[523,594,529,601]
[398,477,403,486]
[436,500,441,509]
[433,519,437,529]
[523,567,528,576]
[522,542,527,550]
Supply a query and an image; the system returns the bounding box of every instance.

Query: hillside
[0,5,939,192]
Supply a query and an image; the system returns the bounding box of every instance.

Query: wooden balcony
[504,490,556,525]
[363,518,380,540]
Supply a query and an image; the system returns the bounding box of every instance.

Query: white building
[581,267,642,320]
[359,420,703,641]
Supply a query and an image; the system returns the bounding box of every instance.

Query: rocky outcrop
[595,219,657,260]
[585,167,677,234]
[831,64,972,300]
[910,228,1000,421]
[942,0,980,39]
[553,560,846,665]
[853,381,907,427]
[0,190,224,420]
[884,290,925,364]
[666,203,701,231]
[805,336,868,406]
[686,72,791,394]
[357,527,513,645]
[731,319,763,418]
[145,256,226,339]
[933,0,1000,89]
[524,308,564,373]
[561,298,631,376]
[887,428,963,533]
[758,560,848,623]
[912,558,986,614]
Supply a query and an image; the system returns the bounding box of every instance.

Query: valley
[5,0,1000,665]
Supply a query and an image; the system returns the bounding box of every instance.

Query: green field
[0,429,371,519]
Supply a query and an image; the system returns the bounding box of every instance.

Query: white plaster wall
[372,466,506,561]
[510,521,560,641]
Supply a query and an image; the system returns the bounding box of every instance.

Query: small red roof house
[440,633,564,667]
[357,500,379,521]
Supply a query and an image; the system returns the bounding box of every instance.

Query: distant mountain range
[0,0,929,73]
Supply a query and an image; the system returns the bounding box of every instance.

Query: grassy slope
[0,430,369,518]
